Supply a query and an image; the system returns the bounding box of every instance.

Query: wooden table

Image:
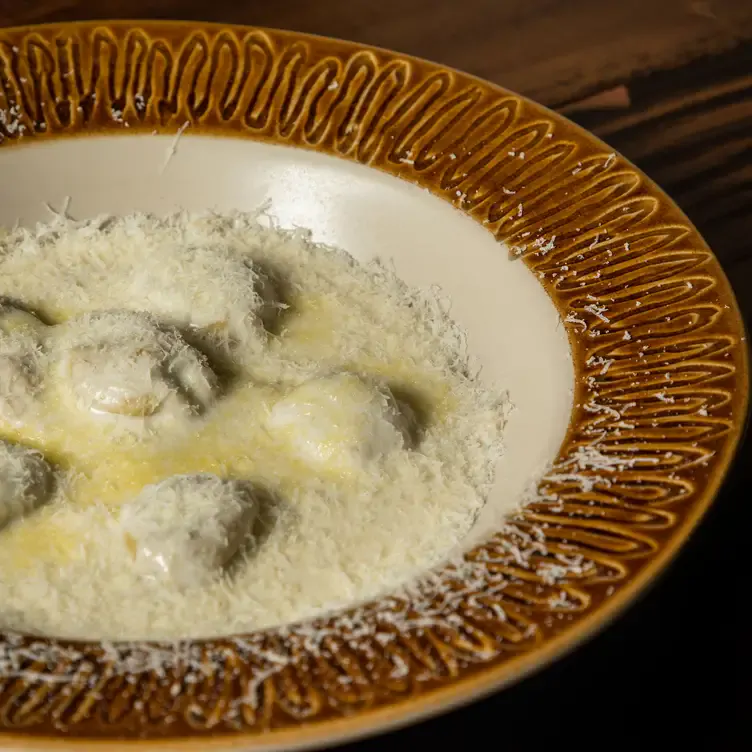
[2,1,748,746]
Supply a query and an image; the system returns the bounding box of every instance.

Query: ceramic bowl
[0,20,747,750]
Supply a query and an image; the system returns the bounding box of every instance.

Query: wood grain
[1,0,752,106]
[572,42,752,284]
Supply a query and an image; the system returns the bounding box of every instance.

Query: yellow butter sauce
[0,294,454,573]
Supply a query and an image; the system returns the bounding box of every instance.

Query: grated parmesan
[0,209,508,640]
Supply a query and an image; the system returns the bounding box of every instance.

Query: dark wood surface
[3,0,752,107]
[2,1,749,748]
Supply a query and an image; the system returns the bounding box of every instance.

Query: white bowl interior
[0,135,573,552]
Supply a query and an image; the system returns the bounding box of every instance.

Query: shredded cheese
[0,209,508,641]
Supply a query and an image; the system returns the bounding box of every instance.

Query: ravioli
[0,441,53,530]
[266,372,411,476]
[0,211,506,641]
[0,303,47,426]
[119,473,259,588]
[54,310,218,427]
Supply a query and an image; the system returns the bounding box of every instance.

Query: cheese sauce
[0,211,506,640]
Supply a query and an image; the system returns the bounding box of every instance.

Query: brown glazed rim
[0,20,748,749]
